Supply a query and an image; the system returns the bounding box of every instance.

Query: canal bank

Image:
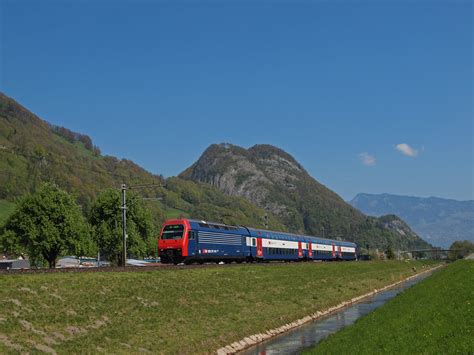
[217,264,443,355]
[306,260,472,354]
[0,260,438,353]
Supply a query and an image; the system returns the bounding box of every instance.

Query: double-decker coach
[158,218,357,264]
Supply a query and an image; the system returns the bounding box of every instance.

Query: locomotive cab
[158,219,190,264]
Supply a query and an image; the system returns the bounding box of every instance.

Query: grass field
[306,260,473,354]
[0,260,437,354]
[0,200,15,226]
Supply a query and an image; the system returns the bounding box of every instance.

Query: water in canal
[241,271,433,355]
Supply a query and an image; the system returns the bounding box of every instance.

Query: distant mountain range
[350,193,474,248]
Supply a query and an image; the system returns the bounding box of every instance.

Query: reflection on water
[240,272,432,355]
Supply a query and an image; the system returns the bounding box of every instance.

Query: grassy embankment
[0,260,438,354]
[306,260,473,354]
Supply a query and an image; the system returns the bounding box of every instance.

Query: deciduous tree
[0,183,93,267]
[448,240,474,261]
[88,189,155,265]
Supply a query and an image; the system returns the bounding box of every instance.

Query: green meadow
[306,260,473,354]
[0,260,437,354]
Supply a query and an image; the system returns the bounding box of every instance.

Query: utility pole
[119,182,163,267]
[264,212,268,229]
[121,183,127,267]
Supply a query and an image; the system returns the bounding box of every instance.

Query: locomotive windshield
[161,224,184,240]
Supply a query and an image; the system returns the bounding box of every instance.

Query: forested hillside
[0,92,284,231]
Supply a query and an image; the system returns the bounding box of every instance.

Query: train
[158,218,357,264]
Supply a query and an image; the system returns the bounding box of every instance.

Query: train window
[252,238,256,246]
[198,223,209,228]
[162,224,184,240]
[188,231,195,240]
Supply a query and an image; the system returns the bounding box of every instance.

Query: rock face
[180,143,431,250]
[182,144,273,206]
[351,193,474,248]
[181,144,309,216]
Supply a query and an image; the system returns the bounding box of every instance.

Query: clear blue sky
[1,1,472,201]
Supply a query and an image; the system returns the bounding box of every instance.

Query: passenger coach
[158,219,357,264]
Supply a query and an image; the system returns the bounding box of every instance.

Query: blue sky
[1,0,472,200]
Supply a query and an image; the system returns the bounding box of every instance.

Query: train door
[298,241,303,258]
[338,246,342,259]
[308,243,313,258]
[256,238,263,258]
[332,244,336,258]
[188,230,198,257]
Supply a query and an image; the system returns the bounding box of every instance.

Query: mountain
[180,143,431,250]
[351,193,474,248]
[0,92,286,231]
[0,92,433,251]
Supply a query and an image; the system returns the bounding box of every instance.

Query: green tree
[448,240,474,261]
[386,246,396,260]
[0,183,93,268]
[89,189,155,265]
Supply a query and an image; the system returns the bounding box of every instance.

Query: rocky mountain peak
[180,143,308,191]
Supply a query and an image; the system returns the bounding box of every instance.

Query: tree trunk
[43,251,58,269]
[117,253,123,267]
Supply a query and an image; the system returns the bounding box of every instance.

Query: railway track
[0,260,307,275]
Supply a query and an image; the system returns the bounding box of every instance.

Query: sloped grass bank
[0,260,436,354]
[306,260,473,354]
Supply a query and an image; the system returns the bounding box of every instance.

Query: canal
[240,270,434,355]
